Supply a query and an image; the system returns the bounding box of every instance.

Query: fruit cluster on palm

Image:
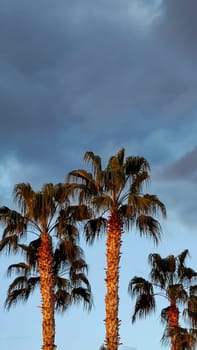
[0,183,92,350]
[67,148,166,350]
[128,249,197,350]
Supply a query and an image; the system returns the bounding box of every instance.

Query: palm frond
[5,276,39,309]
[136,215,162,245]
[71,287,93,311]
[131,293,156,323]
[183,294,197,327]
[124,156,150,175]
[13,183,34,215]
[7,262,30,277]
[128,276,154,297]
[0,207,26,238]
[0,235,20,254]
[84,151,102,181]
[161,326,197,350]
[84,217,107,244]
[141,194,167,217]
[167,284,188,304]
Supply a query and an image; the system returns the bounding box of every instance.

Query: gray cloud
[156,0,197,59]
[162,146,197,181]
[0,0,197,227]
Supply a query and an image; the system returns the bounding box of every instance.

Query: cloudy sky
[1,0,197,349]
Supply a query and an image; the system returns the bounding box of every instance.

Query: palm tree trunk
[105,209,123,350]
[38,232,56,350]
[167,303,179,350]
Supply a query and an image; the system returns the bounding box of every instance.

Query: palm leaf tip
[131,293,156,323]
[136,215,162,245]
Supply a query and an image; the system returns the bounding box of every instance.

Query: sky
[0,0,197,349]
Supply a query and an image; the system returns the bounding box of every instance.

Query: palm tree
[128,249,197,350]
[67,148,166,350]
[0,182,92,350]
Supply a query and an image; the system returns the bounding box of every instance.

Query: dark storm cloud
[1,0,197,226]
[162,146,197,181]
[156,0,197,59]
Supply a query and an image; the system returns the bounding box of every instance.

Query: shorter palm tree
[128,250,197,350]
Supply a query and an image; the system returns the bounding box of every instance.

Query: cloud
[161,146,197,181]
[156,0,197,59]
[0,0,197,229]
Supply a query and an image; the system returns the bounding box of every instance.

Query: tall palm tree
[0,182,92,350]
[67,148,166,350]
[128,249,197,350]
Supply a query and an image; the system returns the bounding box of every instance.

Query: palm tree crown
[67,148,166,350]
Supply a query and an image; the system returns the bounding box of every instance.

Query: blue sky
[1,0,197,349]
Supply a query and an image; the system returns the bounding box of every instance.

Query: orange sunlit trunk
[105,209,123,350]
[38,232,56,350]
[167,302,179,350]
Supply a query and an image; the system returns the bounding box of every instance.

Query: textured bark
[38,232,56,350]
[105,209,123,350]
[167,302,179,350]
